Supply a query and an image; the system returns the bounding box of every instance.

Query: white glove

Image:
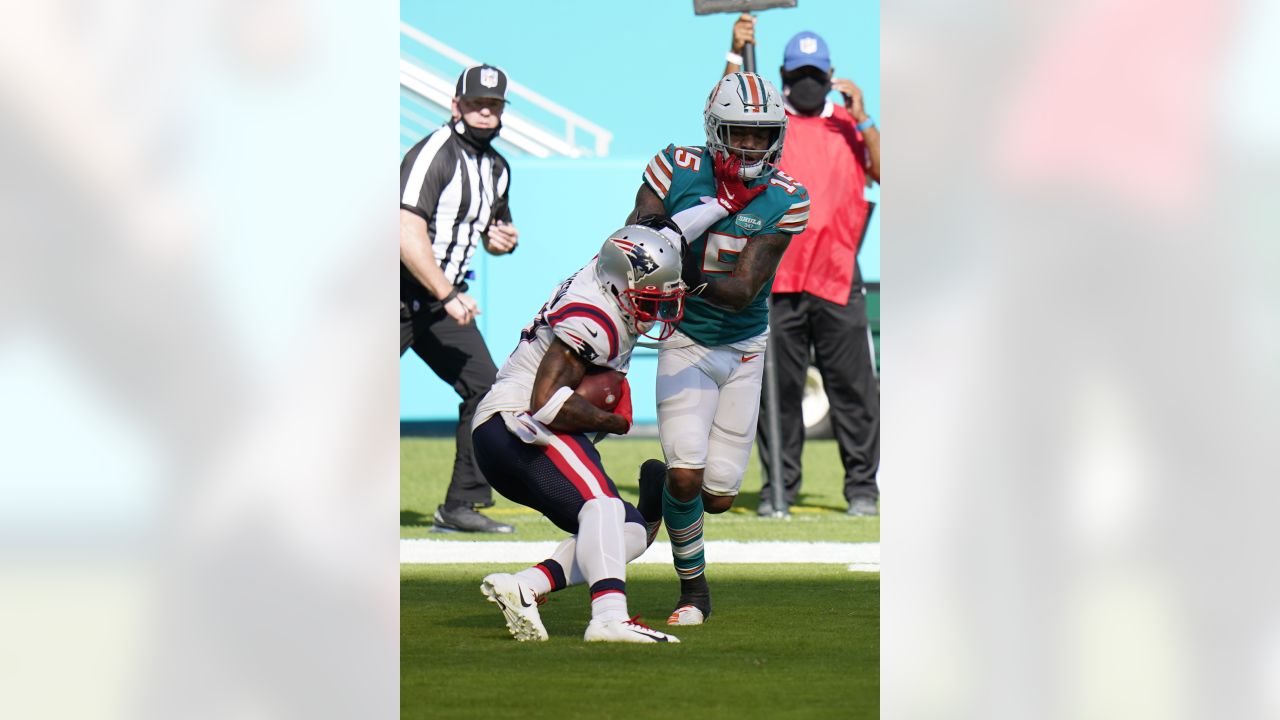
[502,410,555,446]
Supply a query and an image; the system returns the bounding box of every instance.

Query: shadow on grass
[441,610,515,631]
[733,489,849,514]
[402,510,431,527]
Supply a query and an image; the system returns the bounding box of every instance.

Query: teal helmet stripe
[735,73,750,106]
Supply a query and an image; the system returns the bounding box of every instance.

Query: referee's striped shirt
[400,124,512,289]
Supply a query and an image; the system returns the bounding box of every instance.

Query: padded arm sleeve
[663,199,728,244]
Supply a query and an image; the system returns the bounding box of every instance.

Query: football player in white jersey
[625,73,806,627]
[470,220,687,643]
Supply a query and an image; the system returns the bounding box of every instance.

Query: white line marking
[401,539,879,571]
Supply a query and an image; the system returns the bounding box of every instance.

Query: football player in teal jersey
[625,72,811,625]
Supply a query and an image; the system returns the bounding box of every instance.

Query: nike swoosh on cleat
[629,624,669,642]
[518,589,533,608]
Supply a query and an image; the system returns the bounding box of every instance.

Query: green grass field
[402,563,879,719]
[402,437,879,543]
[401,436,879,718]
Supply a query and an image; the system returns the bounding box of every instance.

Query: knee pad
[578,497,625,523]
[703,456,743,496]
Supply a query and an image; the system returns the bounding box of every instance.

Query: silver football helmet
[704,72,788,179]
[595,225,684,341]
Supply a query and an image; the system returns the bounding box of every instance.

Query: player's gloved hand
[713,153,766,214]
[633,213,684,242]
[680,238,709,297]
[507,410,554,446]
[611,378,633,435]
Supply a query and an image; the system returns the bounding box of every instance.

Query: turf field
[401,437,879,543]
[402,563,880,719]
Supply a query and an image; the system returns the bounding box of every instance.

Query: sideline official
[400,64,519,533]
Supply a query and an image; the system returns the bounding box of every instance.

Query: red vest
[774,103,870,305]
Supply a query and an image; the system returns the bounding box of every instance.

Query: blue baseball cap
[782,32,831,72]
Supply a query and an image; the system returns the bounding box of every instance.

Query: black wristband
[441,287,460,305]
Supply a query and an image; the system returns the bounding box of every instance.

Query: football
[574,367,625,411]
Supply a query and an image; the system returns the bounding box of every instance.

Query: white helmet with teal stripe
[704,72,788,179]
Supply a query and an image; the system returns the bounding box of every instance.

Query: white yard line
[401,539,879,571]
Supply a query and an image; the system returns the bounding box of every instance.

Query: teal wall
[401,0,880,422]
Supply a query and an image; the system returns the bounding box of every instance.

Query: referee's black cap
[455,64,508,102]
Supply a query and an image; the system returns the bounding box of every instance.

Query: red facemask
[624,286,684,341]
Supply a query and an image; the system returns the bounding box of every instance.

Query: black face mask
[453,118,502,151]
[785,76,831,114]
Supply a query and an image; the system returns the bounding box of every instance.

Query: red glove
[612,378,633,435]
[713,153,767,214]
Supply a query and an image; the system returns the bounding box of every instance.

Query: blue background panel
[401,0,879,422]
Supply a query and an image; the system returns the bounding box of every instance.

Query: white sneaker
[480,573,548,642]
[667,604,706,626]
[583,618,680,644]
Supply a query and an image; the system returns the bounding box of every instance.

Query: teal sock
[662,484,705,580]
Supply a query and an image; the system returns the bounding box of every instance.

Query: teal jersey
[642,144,810,346]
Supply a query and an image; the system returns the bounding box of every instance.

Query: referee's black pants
[757,280,880,506]
[401,294,498,506]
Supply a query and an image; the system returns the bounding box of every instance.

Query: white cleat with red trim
[667,604,707,626]
[481,573,548,642]
[584,617,680,643]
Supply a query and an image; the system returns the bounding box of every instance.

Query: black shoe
[757,497,774,516]
[638,459,666,545]
[433,504,515,533]
[846,496,879,517]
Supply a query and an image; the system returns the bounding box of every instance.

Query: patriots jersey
[473,259,635,429]
[643,144,810,347]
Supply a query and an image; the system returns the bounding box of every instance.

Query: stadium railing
[400,23,613,159]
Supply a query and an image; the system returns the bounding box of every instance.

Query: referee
[400,64,519,533]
